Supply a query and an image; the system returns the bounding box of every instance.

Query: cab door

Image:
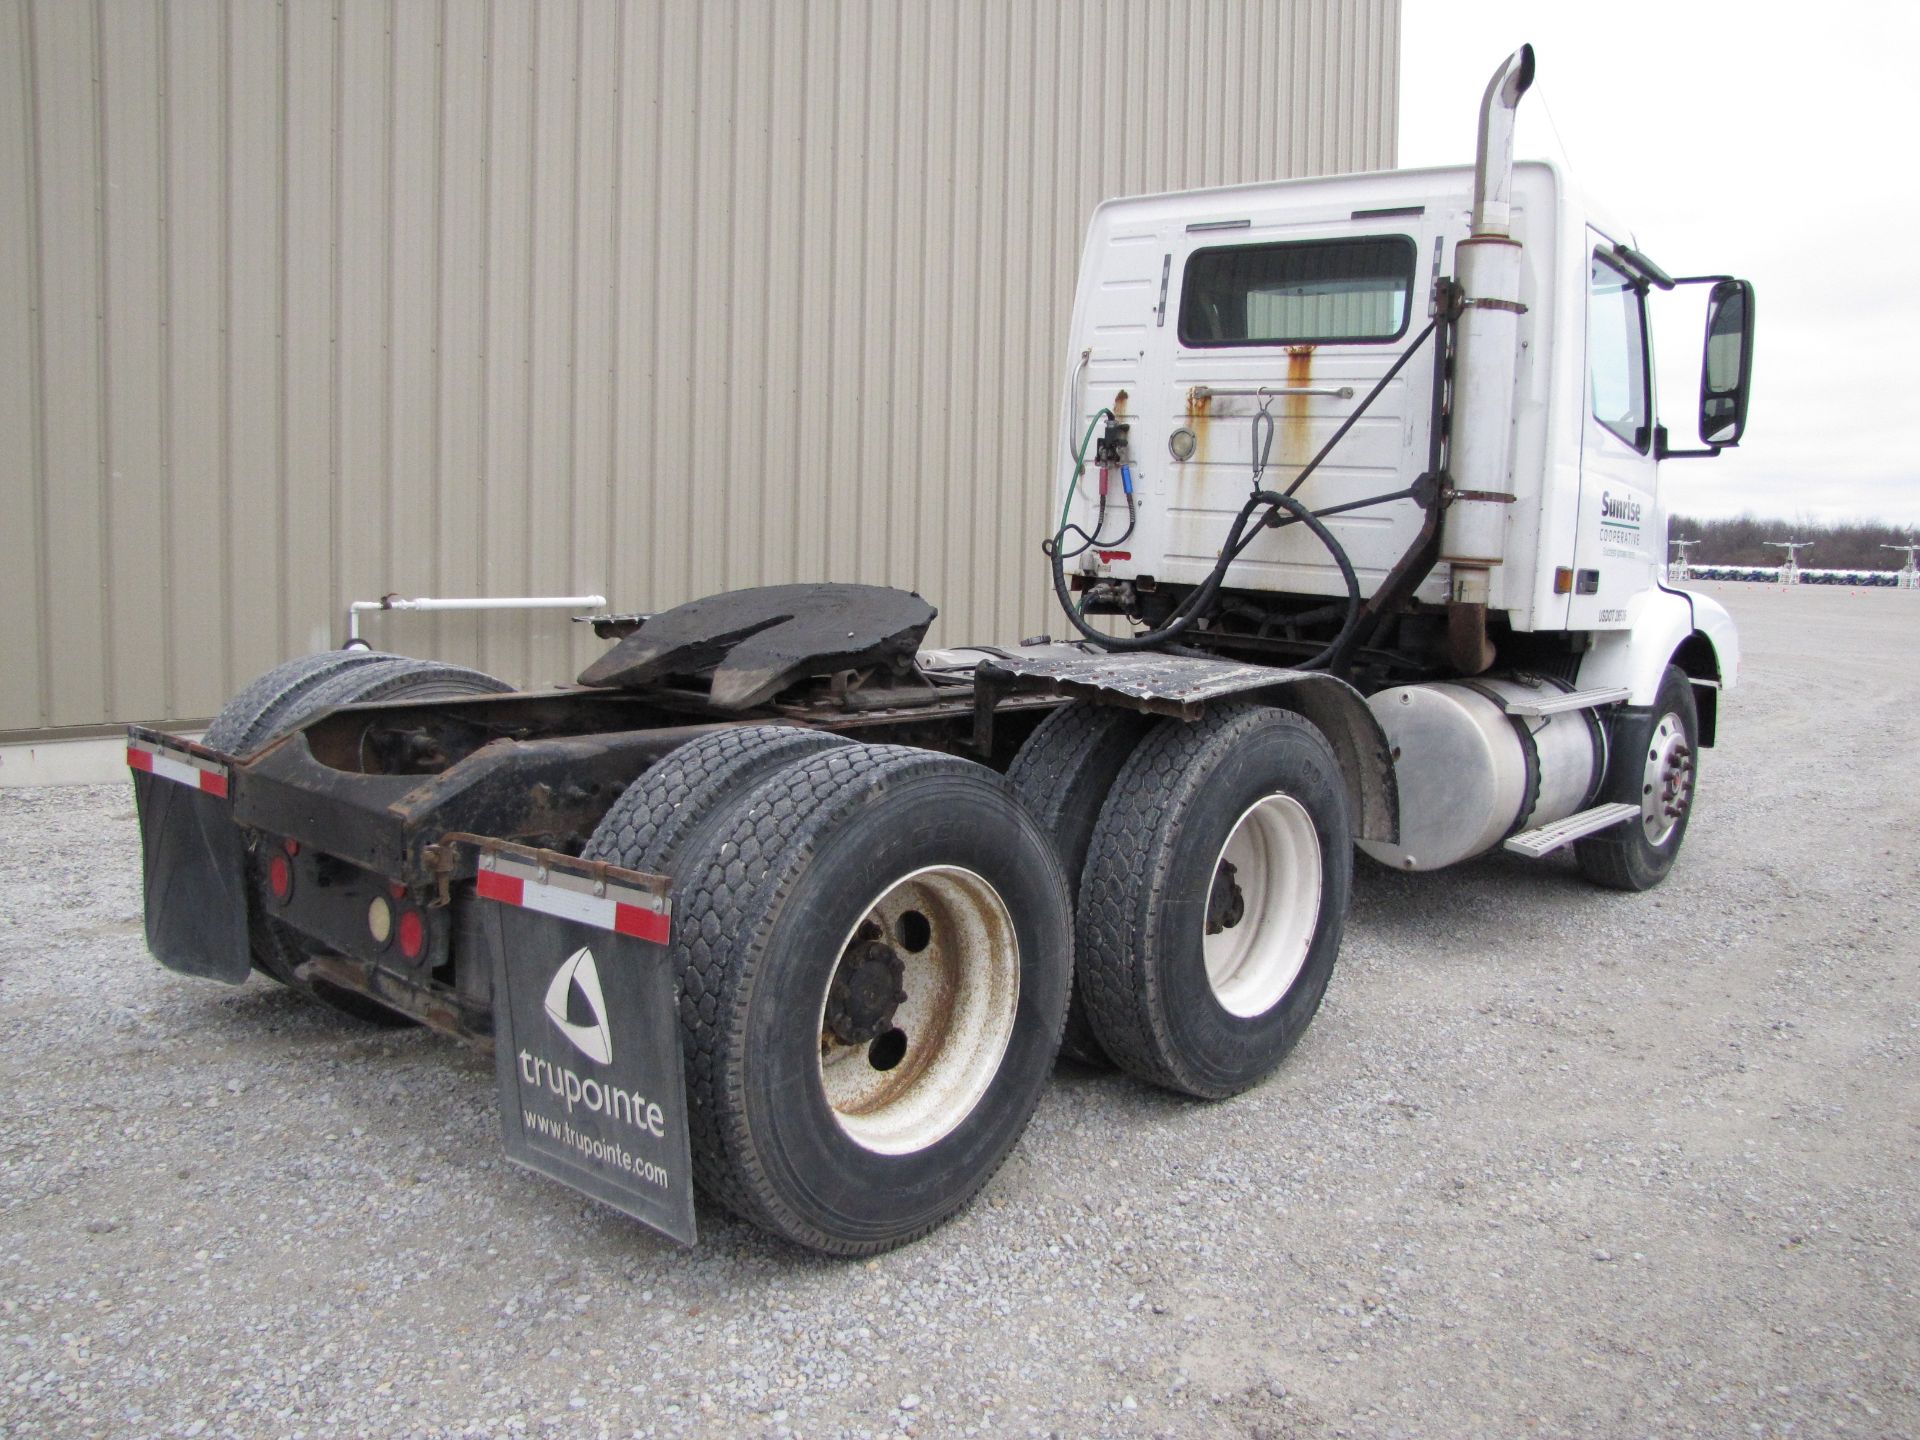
[1569,237,1661,627]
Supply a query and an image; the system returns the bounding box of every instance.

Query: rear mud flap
[474,847,697,1246]
[128,735,251,983]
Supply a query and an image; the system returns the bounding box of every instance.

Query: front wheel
[1077,703,1352,1099]
[1575,664,1700,892]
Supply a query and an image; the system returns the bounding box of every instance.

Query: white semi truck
[128,47,1754,1254]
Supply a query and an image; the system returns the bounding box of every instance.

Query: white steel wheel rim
[1202,794,1322,1019]
[815,865,1020,1156]
[1640,710,1693,846]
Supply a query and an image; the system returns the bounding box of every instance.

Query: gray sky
[1398,2,1920,527]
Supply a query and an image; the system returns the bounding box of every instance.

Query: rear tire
[204,652,513,1024]
[663,744,1073,1254]
[203,651,393,754]
[1005,701,1155,1067]
[1078,703,1351,1099]
[287,654,511,714]
[581,724,851,874]
[1575,664,1699,892]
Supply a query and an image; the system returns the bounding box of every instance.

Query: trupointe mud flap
[127,730,252,983]
[474,846,697,1246]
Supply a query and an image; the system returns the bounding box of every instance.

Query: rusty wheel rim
[815,866,1020,1156]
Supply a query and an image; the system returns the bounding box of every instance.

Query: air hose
[1046,410,1135,559]
[1048,478,1362,664]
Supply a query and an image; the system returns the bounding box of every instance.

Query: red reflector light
[389,881,407,901]
[397,909,426,960]
[282,837,300,856]
[267,853,293,903]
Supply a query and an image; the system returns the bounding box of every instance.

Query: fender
[1577,585,1738,745]
[974,650,1398,844]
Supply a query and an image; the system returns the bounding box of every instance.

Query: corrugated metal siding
[0,0,1399,738]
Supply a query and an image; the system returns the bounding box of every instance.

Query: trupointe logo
[519,951,666,1137]
[543,947,613,1064]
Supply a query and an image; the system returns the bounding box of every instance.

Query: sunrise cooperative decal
[1600,490,1644,535]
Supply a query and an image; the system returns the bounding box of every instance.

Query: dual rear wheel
[1013,701,1351,1098]
[204,650,514,1024]
[602,705,1351,1254]
[585,730,1072,1255]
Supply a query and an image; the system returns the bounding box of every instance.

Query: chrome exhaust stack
[1442,44,1535,674]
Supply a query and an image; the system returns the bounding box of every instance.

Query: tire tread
[203,650,392,753]
[671,745,1066,1253]
[1078,702,1343,1096]
[581,725,850,873]
[1005,701,1154,1067]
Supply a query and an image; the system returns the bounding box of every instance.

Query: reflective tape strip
[475,865,669,944]
[126,744,229,799]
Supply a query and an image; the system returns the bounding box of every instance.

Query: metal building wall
[0,0,1399,739]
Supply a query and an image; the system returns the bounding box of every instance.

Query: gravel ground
[2,581,1915,1440]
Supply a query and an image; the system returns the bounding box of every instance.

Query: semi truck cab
[1060,166,1750,653]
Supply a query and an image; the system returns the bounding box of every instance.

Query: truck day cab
[128,47,1754,1254]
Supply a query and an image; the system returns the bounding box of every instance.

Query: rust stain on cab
[1284,346,1315,475]
[1185,388,1211,466]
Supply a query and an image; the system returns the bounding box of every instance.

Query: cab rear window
[1178,235,1416,347]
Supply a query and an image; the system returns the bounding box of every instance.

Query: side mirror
[1698,279,1754,447]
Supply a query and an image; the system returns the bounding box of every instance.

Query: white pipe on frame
[345,594,609,644]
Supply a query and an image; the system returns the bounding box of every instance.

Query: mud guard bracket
[973,651,1399,844]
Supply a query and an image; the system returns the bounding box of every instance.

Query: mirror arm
[1656,430,1723,461]
[1654,422,1724,461]
[1612,243,1676,290]
[1669,273,1736,287]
